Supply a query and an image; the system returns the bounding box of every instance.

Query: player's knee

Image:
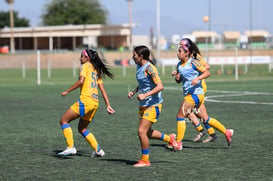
[59,118,67,125]
[138,128,147,137]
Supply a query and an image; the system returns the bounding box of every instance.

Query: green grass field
[0,65,273,181]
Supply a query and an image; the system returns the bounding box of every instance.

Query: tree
[0,11,29,28]
[42,0,108,26]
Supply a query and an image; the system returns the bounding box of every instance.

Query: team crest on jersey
[146,65,156,77]
[92,93,98,100]
[192,59,202,67]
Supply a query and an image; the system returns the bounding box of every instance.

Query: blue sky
[1,0,272,38]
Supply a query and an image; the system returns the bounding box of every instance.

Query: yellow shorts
[70,97,98,121]
[139,104,162,123]
[184,94,204,107]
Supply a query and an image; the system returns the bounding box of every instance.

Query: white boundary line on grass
[165,87,273,105]
[205,91,273,105]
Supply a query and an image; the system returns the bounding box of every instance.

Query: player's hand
[172,71,180,82]
[106,106,115,114]
[191,78,199,85]
[171,71,177,76]
[128,91,134,99]
[61,91,68,97]
[137,93,146,101]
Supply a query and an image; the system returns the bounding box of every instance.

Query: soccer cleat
[203,134,218,143]
[133,160,151,167]
[167,133,177,149]
[173,141,183,151]
[57,147,77,156]
[167,143,173,149]
[225,129,234,146]
[91,149,105,157]
[193,130,206,142]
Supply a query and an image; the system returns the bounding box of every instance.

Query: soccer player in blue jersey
[170,41,233,151]
[180,38,217,143]
[128,45,176,167]
[57,49,115,157]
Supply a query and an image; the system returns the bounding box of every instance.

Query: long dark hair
[133,45,155,65]
[85,49,114,79]
[180,38,201,59]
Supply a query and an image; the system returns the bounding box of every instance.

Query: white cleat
[91,149,105,157]
[57,147,77,156]
[193,130,206,142]
[203,134,218,143]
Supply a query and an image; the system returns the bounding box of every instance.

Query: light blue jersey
[136,62,163,107]
[177,58,205,96]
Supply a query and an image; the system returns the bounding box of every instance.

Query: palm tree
[6,0,15,54]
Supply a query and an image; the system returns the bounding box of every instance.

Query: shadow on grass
[182,145,229,150]
[150,140,229,150]
[100,158,137,165]
[150,139,193,148]
[52,149,91,159]
[100,158,176,165]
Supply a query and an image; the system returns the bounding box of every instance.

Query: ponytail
[85,49,114,79]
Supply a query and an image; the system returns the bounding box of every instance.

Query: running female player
[180,38,217,143]
[58,49,115,157]
[128,45,176,167]
[171,42,233,151]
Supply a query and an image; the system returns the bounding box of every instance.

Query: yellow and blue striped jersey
[80,62,102,102]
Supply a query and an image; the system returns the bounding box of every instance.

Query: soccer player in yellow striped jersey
[170,40,234,151]
[57,49,115,157]
[179,39,217,143]
[128,45,177,167]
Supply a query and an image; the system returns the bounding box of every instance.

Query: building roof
[0,24,132,38]
[244,30,271,37]
[191,31,219,38]
[223,31,241,39]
